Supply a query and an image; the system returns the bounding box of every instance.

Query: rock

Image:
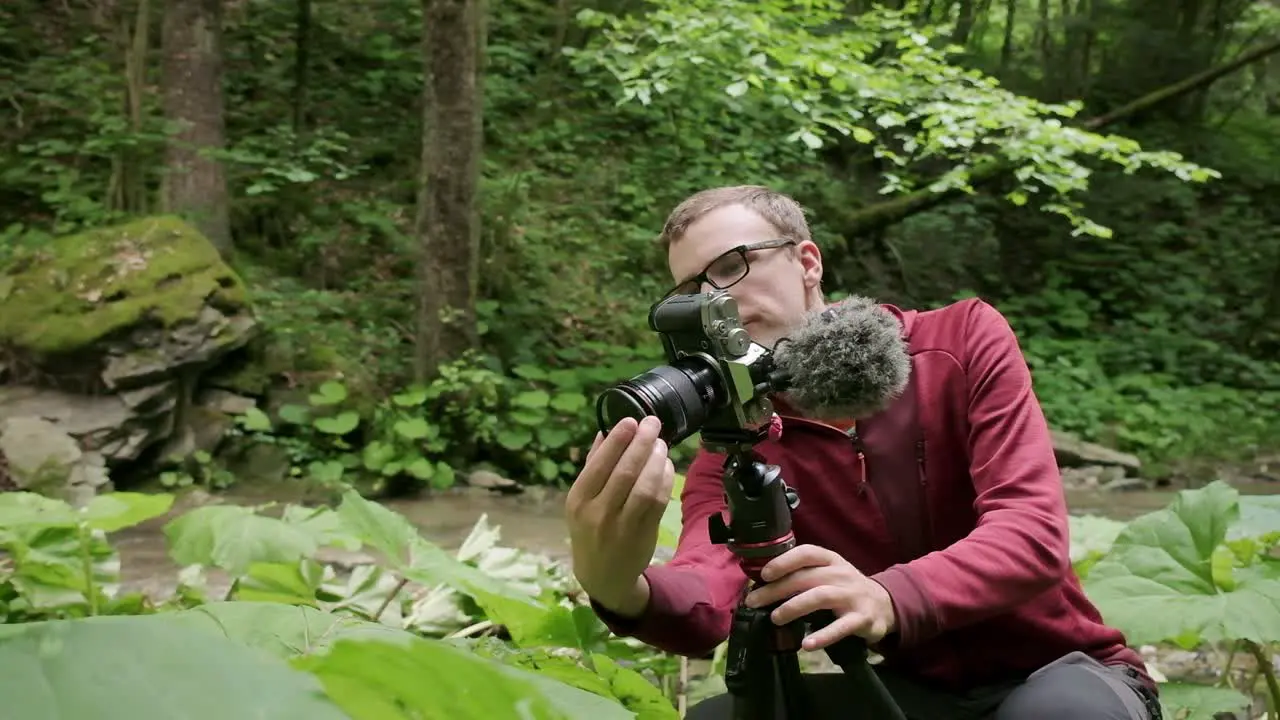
[1060,464,1129,490]
[197,388,257,416]
[0,417,111,506]
[0,385,174,463]
[1052,430,1142,472]
[466,469,521,494]
[0,216,258,491]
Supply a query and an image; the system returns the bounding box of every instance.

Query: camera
[595,291,791,449]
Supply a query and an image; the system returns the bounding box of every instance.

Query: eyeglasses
[665,238,797,297]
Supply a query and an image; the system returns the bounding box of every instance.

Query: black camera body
[595,291,789,454]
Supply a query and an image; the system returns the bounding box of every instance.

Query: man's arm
[869,298,1071,650]
[590,448,749,658]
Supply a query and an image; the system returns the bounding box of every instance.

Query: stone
[467,469,521,493]
[197,388,257,416]
[0,417,111,506]
[0,385,174,464]
[0,216,259,491]
[0,215,253,367]
[1051,430,1142,472]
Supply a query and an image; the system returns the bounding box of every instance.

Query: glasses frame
[664,238,797,298]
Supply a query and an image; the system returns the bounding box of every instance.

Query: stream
[112,476,1280,599]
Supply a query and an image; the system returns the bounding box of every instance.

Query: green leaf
[391,387,429,407]
[512,390,551,409]
[362,441,397,471]
[165,505,324,576]
[82,492,174,533]
[162,601,410,659]
[497,427,534,450]
[310,381,348,406]
[1157,681,1250,720]
[294,636,592,719]
[239,406,273,432]
[392,417,431,440]
[334,491,540,607]
[656,473,686,550]
[279,404,311,424]
[1083,481,1280,646]
[537,425,574,449]
[0,614,350,720]
[724,80,749,97]
[549,392,587,413]
[510,407,549,426]
[314,411,360,435]
[0,491,172,533]
[405,457,436,480]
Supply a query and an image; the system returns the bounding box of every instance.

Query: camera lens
[595,357,720,446]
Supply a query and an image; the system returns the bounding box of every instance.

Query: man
[564,185,1160,720]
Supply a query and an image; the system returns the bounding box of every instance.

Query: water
[111,477,1280,598]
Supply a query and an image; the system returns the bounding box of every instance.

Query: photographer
[565,185,1162,720]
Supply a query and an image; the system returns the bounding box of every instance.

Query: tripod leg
[725,603,778,720]
[775,649,811,720]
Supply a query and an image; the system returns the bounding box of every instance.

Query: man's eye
[712,257,744,277]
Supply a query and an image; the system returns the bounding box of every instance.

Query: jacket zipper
[847,425,869,495]
[916,438,934,544]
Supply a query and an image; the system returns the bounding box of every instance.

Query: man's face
[666,203,823,348]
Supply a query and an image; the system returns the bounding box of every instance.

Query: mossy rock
[0,215,249,358]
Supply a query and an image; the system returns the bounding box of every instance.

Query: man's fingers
[597,416,663,511]
[770,584,844,627]
[745,566,827,608]
[569,417,638,503]
[760,544,838,583]
[619,437,672,527]
[801,611,869,651]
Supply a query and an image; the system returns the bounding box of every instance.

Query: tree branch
[842,36,1280,235]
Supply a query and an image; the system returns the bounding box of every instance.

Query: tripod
[702,427,908,720]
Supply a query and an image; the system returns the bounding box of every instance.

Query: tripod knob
[708,512,731,544]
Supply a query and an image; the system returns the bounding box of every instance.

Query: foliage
[0,480,1274,718]
[570,0,1218,239]
[3,0,1279,485]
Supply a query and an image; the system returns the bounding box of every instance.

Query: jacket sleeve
[869,298,1071,651]
[589,446,749,657]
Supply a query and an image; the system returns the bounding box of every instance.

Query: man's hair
[657,185,813,249]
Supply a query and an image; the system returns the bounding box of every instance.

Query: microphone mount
[702,425,908,720]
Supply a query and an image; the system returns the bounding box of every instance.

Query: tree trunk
[161,0,231,256]
[414,0,484,380]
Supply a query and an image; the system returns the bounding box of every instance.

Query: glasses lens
[707,250,748,289]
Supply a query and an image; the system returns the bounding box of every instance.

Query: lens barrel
[595,357,720,446]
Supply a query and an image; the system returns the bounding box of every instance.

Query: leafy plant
[1081,481,1280,719]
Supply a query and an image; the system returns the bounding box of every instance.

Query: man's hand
[565,415,675,617]
[744,544,896,650]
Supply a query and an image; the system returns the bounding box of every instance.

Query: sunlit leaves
[568,0,1221,237]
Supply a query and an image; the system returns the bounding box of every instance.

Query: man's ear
[796,240,823,289]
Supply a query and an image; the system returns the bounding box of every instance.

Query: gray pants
[686,651,1160,719]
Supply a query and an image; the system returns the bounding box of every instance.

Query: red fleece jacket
[590,297,1151,692]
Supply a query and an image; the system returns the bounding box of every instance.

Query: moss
[0,215,249,356]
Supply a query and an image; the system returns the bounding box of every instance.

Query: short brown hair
[657,185,812,249]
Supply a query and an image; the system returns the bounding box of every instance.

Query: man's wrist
[593,575,651,619]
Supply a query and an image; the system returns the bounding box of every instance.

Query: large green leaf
[0,613,351,720]
[0,491,173,533]
[294,635,624,720]
[165,504,349,576]
[656,473,686,551]
[334,490,540,607]
[1083,481,1280,647]
[1157,682,1250,720]
[162,600,412,659]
